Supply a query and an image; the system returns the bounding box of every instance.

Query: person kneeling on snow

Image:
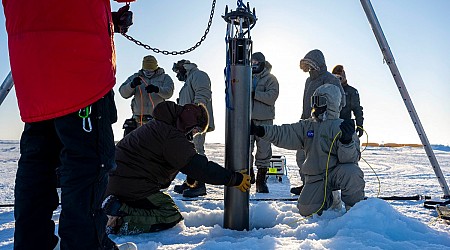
[251,84,365,216]
[103,101,250,234]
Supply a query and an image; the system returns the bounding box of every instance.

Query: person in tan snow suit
[251,84,365,216]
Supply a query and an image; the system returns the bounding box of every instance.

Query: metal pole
[0,71,14,106]
[360,0,450,198]
[222,3,256,230]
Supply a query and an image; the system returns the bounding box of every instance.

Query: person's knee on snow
[331,163,365,208]
[297,176,330,216]
[104,192,183,235]
[106,101,251,236]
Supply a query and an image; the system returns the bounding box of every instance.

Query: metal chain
[121,0,216,55]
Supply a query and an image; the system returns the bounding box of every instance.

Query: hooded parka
[108,102,195,201]
[119,68,174,116]
[107,101,238,202]
[262,84,365,216]
[250,61,280,170]
[178,63,215,132]
[3,0,119,122]
[301,50,346,119]
[252,61,279,120]
[340,83,364,129]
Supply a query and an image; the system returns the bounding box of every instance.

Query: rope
[137,76,155,126]
[138,76,155,108]
[137,87,144,126]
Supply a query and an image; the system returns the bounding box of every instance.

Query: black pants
[14,91,117,250]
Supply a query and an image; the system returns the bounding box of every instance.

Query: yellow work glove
[235,170,251,192]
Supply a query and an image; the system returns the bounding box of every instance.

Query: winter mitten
[250,120,265,137]
[130,77,141,88]
[339,119,355,144]
[112,5,133,34]
[356,126,364,138]
[145,84,159,93]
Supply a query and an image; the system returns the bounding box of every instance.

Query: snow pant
[118,192,183,235]
[250,119,273,169]
[297,163,365,216]
[14,91,117,250]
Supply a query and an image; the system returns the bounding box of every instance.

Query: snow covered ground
[0,141,449,249]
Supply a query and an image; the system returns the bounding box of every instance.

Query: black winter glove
[339,119,355,144]
[130,77,141,88]
[112,5,133,34]
[145,84,159,93]
[250,120,265,137]
[356,126,364,138]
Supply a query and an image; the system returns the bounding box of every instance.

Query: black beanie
[252,52,265,62]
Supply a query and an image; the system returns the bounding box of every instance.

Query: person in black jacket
[102,101,250,235]
[332,65,364,137]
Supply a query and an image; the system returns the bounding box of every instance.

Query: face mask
[143,70,155,78]
[252,62,265,74]
[173,61,188,81]
[174,66,187,81]
[176,71,187,81]
[312,106,327,120]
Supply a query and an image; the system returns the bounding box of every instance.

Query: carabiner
[79,106,92,132]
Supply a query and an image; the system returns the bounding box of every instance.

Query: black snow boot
[182,182,207,198]
[173,182,190,194]
[290,185,304,195]
[250,166,256,184]
[102,195,126,216]
[256,168,269,193]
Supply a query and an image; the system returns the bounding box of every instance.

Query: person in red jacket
[2,0,133,249]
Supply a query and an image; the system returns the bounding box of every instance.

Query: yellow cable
[360,156,381,198]
[356,126,381,197]
[358,125,368,153]
[286,125,381,226]
[287,131,341,225]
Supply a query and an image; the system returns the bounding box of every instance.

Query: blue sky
[1,0,450,145]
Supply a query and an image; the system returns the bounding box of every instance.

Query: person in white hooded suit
[251,84,365,216]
